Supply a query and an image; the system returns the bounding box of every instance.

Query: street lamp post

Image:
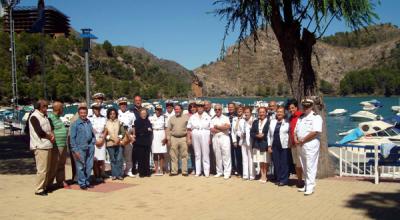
[3,0,20,119]
[80,28,97,106]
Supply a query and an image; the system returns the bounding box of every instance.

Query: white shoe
[304,190,314,196]
[224,176,230,180]
[204,174,210,178]
[195,174,201,177]
[298,187,306,192]
[127,172,136,178]
[249,177,255,181]
[214,174,223,178]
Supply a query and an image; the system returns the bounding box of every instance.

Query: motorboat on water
[338,115,400,137]
[360,99,383,111]
[329,108,347,116]
[346,121,400,146]
[338,120,400,146]
[350,111,382,121]
[362,103,377,111]
[392,106,400,113]
[360,99,383,107]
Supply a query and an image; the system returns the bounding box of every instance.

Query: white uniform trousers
[241,144,255,179]
[212,134,231,178]
[123,143,133,174]
[192,130,211,176]
[299,140,320,192]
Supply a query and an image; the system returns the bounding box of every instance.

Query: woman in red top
[287,99,303,187]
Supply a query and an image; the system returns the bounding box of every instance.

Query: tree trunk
[272,24,335,178]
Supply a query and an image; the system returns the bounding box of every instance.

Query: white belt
[153,128,165,131]
[193,128,210,131]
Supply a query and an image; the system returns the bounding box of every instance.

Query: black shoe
[169,173,178,176]
[278,182,287,187]
[35,191,48,196]
[117,176,124,180]
[182,173,189,177]
[87,185,94,188]
[80,186,88,190]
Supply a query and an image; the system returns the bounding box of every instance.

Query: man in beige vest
[167,104,189,176]
[28,99,55,196]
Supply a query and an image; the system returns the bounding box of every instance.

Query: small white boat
[350,111,382,121]
[362,103,377,111]
[329,108,347,116]
[391,106,400,113]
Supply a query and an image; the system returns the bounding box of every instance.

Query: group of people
[28,93,322,196]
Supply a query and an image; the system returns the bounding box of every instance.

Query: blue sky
[18,0,400,70]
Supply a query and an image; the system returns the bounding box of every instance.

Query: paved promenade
[0,135,399,220]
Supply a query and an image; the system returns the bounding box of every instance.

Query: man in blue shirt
[70,105,96,190]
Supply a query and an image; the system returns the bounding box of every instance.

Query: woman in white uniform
[237,107,255,180]
[89,104,107,183]
[149,105,168,175]
[187,101,211,177]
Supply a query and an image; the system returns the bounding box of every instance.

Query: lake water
[24,96,400,144]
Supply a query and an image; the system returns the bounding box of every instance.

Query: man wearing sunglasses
[210,104,232,180]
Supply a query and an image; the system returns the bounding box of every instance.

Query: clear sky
[18,0,400,70]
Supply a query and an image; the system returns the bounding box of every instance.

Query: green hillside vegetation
[0,18,192,104]
[339,42,400,96]
[321,23,400,48]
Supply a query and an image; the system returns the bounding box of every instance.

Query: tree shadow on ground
[0,135,36,175]
[346,189,400,220]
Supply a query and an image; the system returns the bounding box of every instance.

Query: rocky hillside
[194,24,400,96]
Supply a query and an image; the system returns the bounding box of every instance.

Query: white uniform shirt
[89,114,107,138]
[237,117,253,146]
[187,112,211,130]
[210,114,230,136]
[149,114,167,130]
[118,109,136,132]
[294,111,322,145]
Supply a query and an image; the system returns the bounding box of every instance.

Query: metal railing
[329,143,400,184]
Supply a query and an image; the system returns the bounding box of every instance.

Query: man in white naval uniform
[88,93,107,117]
[294,99,323,196]
[187,101,212,177]
[210,104,232,179]
[117,97,136,177]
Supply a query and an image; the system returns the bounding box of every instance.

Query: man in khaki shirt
[167,104,189,176]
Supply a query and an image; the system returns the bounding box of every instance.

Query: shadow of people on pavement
[346,189,400,220]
